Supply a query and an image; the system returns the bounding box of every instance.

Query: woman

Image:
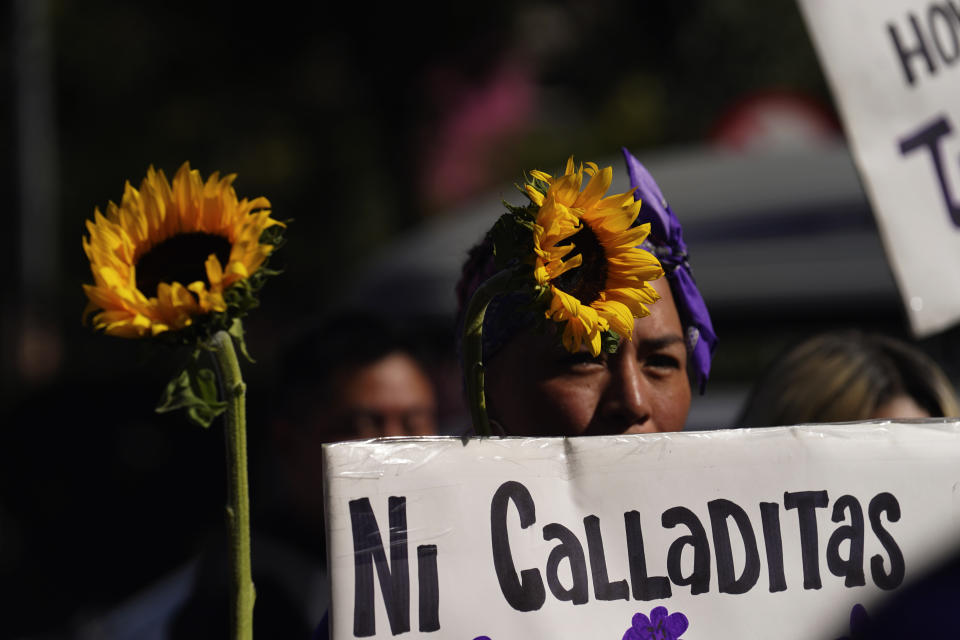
[456,148,716,437]
[738,330,959,427]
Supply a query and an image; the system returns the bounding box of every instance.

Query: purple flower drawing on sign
[623,606,689,640]
[835,603,869,640]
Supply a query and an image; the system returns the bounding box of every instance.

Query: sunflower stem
[462,268,519,437]
[209,329,255,640]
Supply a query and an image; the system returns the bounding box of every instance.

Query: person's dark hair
[454,233,539,365]
[738,330,959,427]
[276,312,426,420]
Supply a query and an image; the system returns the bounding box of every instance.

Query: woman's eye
[645,353,680,370]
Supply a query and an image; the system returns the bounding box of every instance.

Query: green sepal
[602,329,622,355]
[259,221,288,248]
[227,317,254,363]
[156,351,227,428]
[490,208,537,273]
[503,198,537,221]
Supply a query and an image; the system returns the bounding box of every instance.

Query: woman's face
[486,278,691,436]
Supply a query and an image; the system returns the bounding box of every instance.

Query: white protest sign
[797,0,960,336]
[323,422,960,639]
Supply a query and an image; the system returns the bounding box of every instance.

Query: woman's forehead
[634,277,684,343]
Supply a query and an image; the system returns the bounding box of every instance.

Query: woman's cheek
[539,378,603,435]
[653,376,691,431]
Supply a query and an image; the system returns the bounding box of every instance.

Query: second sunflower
[522,157,663,356]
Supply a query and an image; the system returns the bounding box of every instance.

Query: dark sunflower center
[135,232,232,296]
[553,224,607,304]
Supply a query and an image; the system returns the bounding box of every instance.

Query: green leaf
[602,330,622,355]
[491,211,536,271]
[227,318,254,363]
[156,353,227,428]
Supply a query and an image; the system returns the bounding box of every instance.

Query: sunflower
[82,162,283,338]
[524,157,663,356]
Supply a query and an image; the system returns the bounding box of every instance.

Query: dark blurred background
[4,1,959,637]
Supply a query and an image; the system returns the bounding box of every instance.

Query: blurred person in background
[170,312,439,638]
[455,149,716,437]
[267,312,439,538]
[737,330,959,428]
[80,313,438,639]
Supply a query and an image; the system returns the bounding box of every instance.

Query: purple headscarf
[623,147,716,393]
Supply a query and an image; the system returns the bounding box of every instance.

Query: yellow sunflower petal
[587,325,602,356]
[551,171,583,207]
[223,260,249,286]
[561,321,583,353]
[561,313,602,357]
[83,283,131,315]
[204,254,226,293]
[592,299,635,338]
[574,166,611,210]
[586,198,641,235]
[605,223,652,251]
[603,285,659,320]
[606,256,664,281]
[524,184,544,207]
[535,252,582,286]
[207,290,227,312]
[546,252,582,279]
[102,312,152,338]
[548,286,581,319]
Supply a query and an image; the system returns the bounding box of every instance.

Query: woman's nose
[598,355,652,434]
